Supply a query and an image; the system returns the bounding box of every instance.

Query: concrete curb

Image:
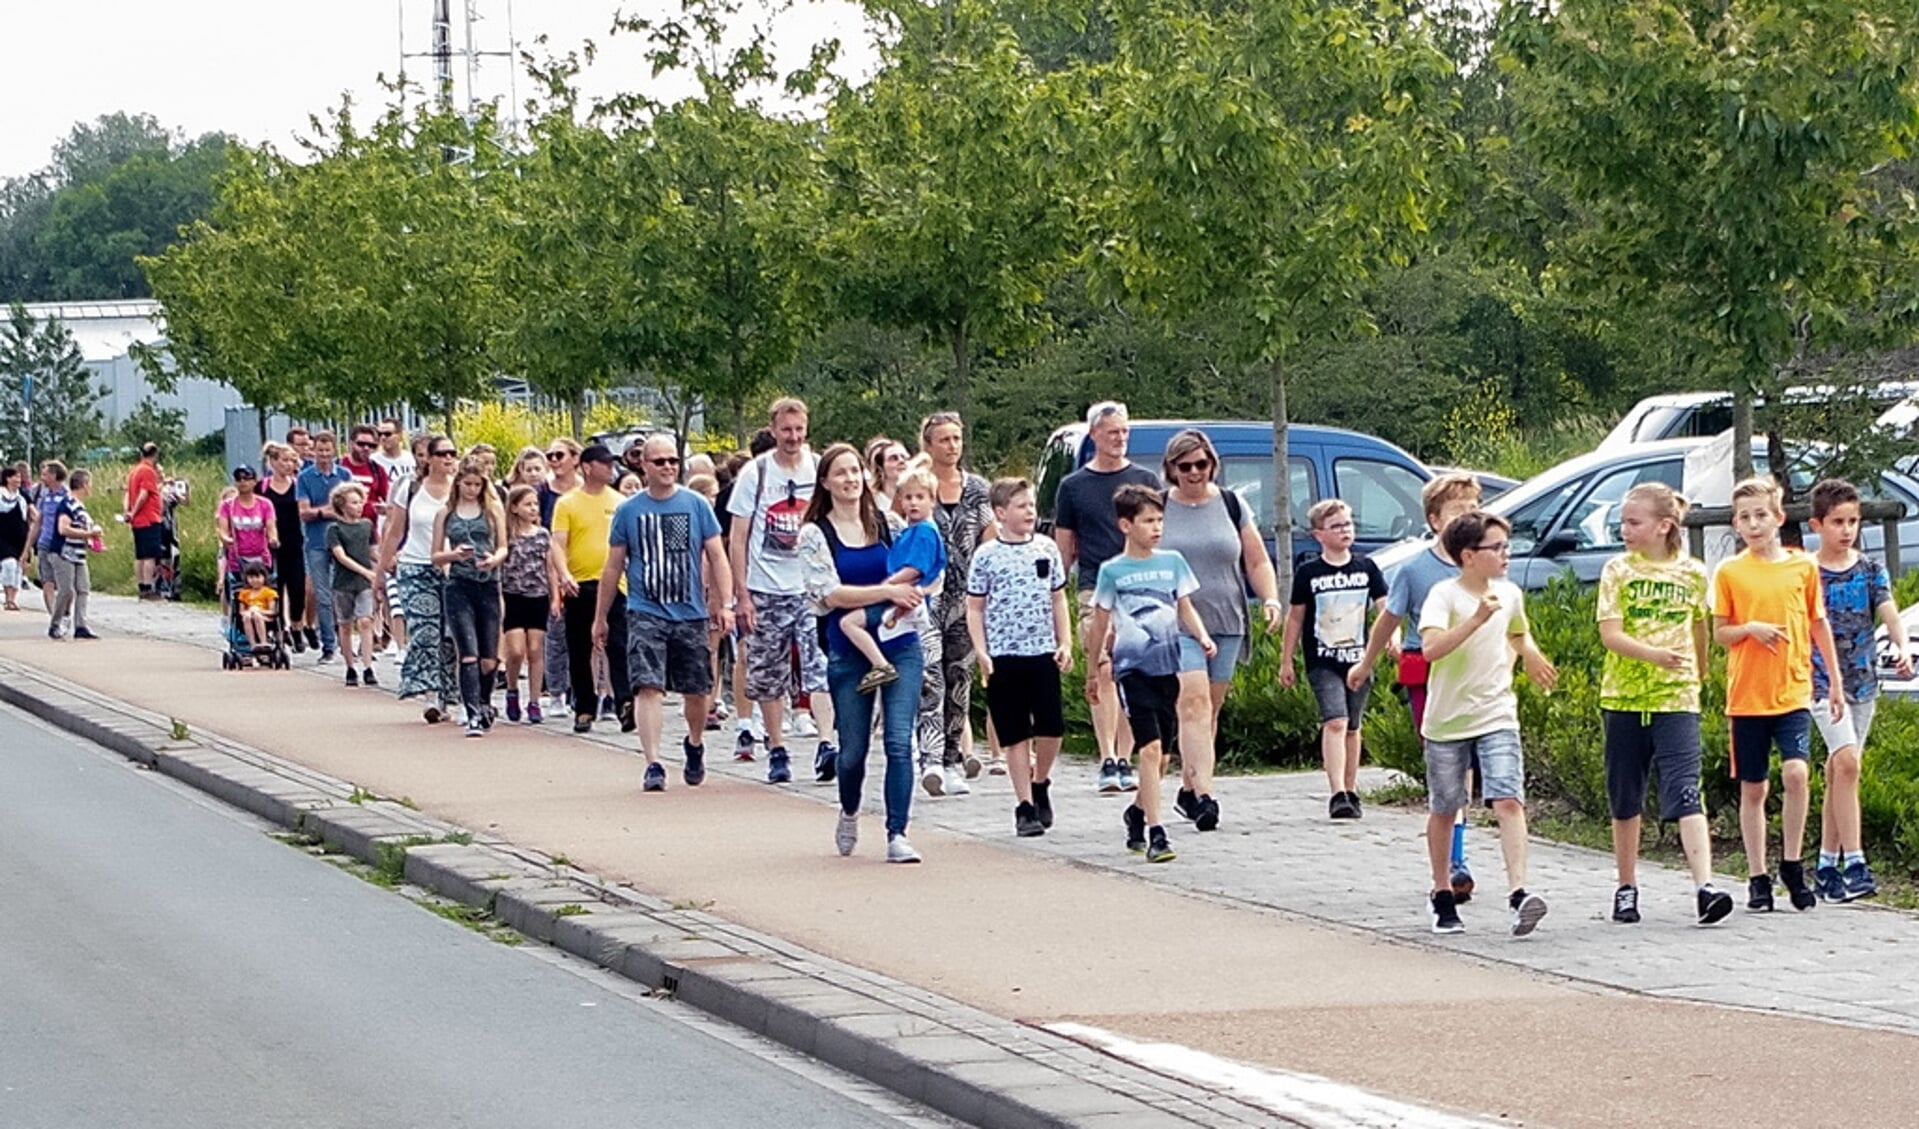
[1,660,1292,1129]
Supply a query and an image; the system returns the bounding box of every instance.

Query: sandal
[856,665,899,695]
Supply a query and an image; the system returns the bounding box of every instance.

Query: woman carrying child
[433,455,509,736]
[499,483,552,724]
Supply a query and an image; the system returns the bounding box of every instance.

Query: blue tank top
[821,528,916,658]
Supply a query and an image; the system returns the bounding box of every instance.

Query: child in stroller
[223,555,289,668]
[236,563,278,648]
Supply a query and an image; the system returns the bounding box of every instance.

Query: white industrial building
[19,299,233,440]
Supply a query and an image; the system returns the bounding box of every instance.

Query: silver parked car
[1373,438,1919,590]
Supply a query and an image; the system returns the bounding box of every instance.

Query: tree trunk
[1731,381,1755,481]
[949,318,970,420]
[568,394,585,444]
[1271,360,1294,594]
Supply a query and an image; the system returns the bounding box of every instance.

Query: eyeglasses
[1471,540,1511,555]
[431,448,457,457]
[648,457,680,467]
[884,452,908,464]
[1319,521,1355,532]
[1173,459,1211,473]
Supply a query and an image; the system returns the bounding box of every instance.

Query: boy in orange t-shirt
[1712,477,1843,914]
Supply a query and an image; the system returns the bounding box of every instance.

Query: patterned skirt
[395,562,456,706]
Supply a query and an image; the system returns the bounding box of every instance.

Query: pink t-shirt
[219,493,276,567]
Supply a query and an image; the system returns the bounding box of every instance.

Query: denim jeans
[832,643,924,838]
[304,544,337,650]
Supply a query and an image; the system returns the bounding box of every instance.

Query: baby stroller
[154,477,191,602]
[221,554,290,670]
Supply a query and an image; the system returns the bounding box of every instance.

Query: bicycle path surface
[6,595,1918,1128]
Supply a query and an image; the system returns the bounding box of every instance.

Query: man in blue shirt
[595,435,733,792]
[295,430,353,663]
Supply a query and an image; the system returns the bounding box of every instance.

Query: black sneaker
[1015,801,1045,838]
[1779,859,1817,911]
[573,713,594,734]
[1697,885,1734,926]
[766,746,792,785]
[1123,803,1147,852]
[1329,791,1359,820]
[1194,794,1220,832]
[814,742,837,784]
[1145,826,1176,863]
[1611,883,1640,924]
[643,762,666,792]
[618,698,636,733]
[1747,874,1775,912]
[361,667,378,687]
[345,667,360,687]
[1429,889,1465,934]
[1032,779,1053,828]
[683,737,706,786]
[1509,889,1549,937]
[290,632,307,654]
[1346,791,1363,819]
[303,627,320,651]
[1174,788,1200,822]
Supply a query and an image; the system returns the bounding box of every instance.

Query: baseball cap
[579,443,617,466]
[231,465,257,480]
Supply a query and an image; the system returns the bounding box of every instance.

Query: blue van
[1034,419,1433,564]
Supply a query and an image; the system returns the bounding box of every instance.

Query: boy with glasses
[1418,511,1558,936]
[1280,499,1387,821]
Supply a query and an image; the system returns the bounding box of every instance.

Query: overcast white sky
[2,0,875,178]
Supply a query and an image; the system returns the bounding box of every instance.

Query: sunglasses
[1173,459,1211,473]
[648,457,680,467]
[546,451,569,461]
[377,430,395,438]
[431,448,457,457]
[354,440,376,449]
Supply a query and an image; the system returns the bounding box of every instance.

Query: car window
[1566,460,1685,551]
[1220,455,1313,532]
[1505,480,1583,551]
[1333,458,1425,541]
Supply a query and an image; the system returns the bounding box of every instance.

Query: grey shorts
[627,611,713,695]
[332,588,374,624]
[1603,710,1702,821]
[1307,665,1372,727]
[1814,696,1879,756]
[1426,728,1523,813]
[1178,634,1245,682]
[743,592,827,701]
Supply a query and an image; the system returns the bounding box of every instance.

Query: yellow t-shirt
[552,487,620,583]
[1712,549,1824,717]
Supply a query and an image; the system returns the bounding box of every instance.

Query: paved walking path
[8,595,1919,1128]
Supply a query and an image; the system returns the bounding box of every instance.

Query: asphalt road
[0,705,938,1129]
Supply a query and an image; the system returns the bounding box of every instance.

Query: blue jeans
[304,544,337,650]
[832,643,923,838]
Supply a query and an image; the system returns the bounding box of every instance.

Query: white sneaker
[886,835,922,864]
[942,765,972,796]
[962,752,983,778]
[792,712,820,738]
[987,755,1007,776]
[835,811,859,857]
[921,766,945,796]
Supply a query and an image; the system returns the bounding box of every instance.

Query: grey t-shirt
[1385,543,1458,652]
[325,520,374,595]
[1053,462,1162,590]
[1160,488,1252,639]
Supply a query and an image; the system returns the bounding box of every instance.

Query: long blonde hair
[1624,481,1689,556]
[454,454,505,534]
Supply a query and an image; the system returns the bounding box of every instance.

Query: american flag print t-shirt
[610,487,723,622]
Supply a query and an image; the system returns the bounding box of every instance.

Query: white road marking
[1045,1021,1519,1129]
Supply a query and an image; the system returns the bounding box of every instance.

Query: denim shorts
[1177,634,1245,682]
[1729,710,1811,784]
[1306,665,1372,727]
[1425,728,1522,813]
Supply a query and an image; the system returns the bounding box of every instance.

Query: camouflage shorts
[743,592,827,701]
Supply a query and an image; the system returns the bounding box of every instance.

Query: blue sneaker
[1843,862,1879,901]
[1097,759,1122,794]
[682,737,706,787]
[766,746,792,785]
[814,741,838,784]
[643,762,666,793]
[1816,865,1847,904]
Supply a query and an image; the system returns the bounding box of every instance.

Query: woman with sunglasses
[915,411,997,794]
[379,434,460,723]
[865,437,909,513]
[1158,428,1283,832]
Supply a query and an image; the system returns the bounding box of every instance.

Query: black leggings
[274,543,307,624]
[444,575,501,717]
[564,581,628,716]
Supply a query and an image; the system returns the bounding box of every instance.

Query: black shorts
[985,653,1064,747]
[1603,710,1703,821]
[1729,710,1812,784]
[133,524,165,561]
[503,593,548,633]
[626,610,713,695]
[1115,671,1180,754]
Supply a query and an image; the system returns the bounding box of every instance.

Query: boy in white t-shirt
[1418,510,1558,937]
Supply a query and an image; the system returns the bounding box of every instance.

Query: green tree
[0,302,106,464]
[824,0,1076,419]
[1502,0,1919,478]
[1087,0,1458,575]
